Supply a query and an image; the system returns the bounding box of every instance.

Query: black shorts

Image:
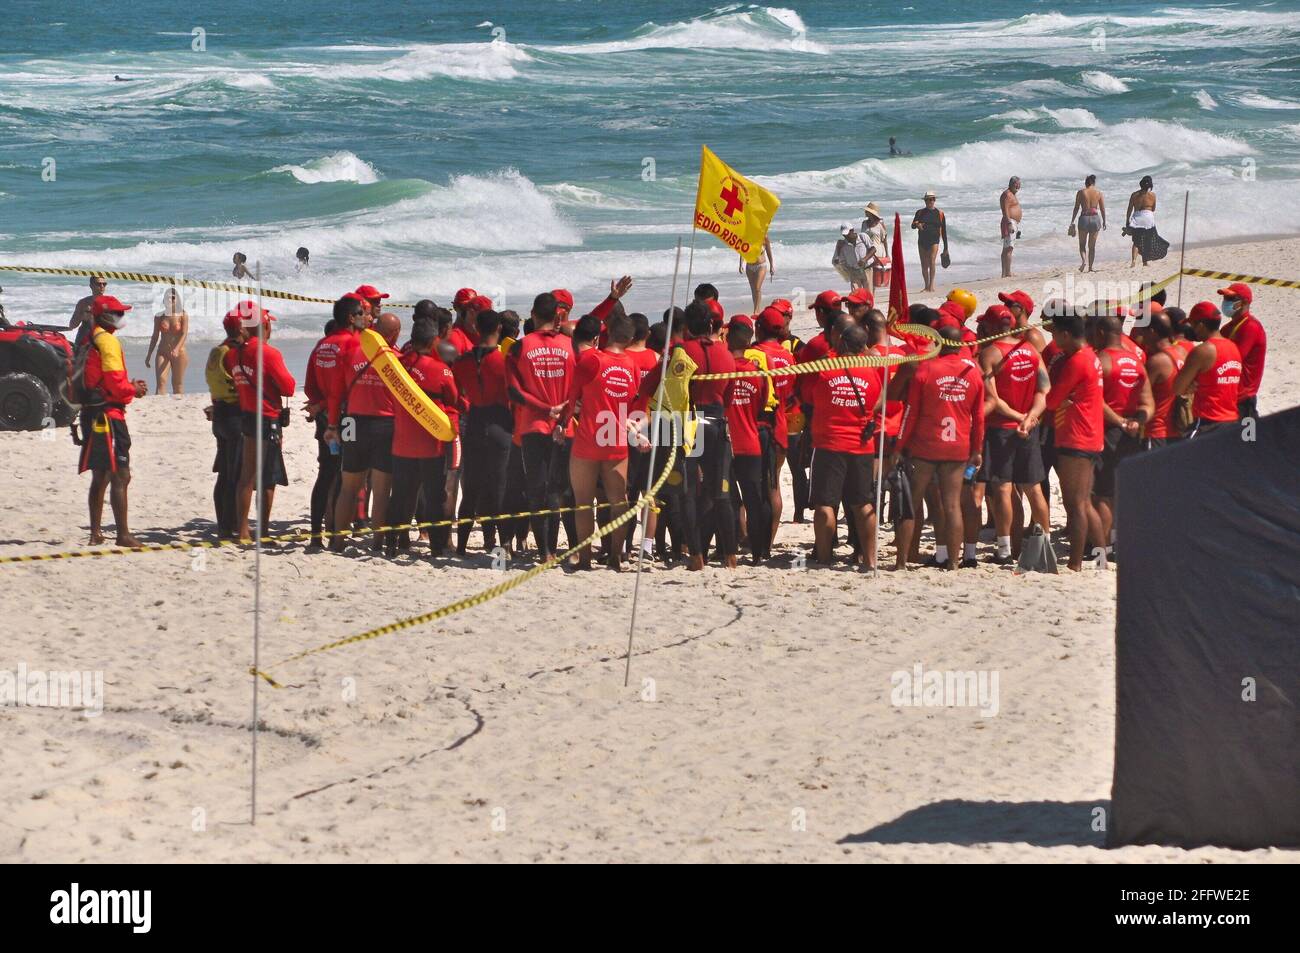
[1095,426,1143,497]
[211,401,243,442]
[78,412,130,473]
[1055,446,1100,465]
[341,414,394,474]
[809,448,875,509]
[980,427,1045,486]
[1188,418,1232,440]
[239,412,289,487]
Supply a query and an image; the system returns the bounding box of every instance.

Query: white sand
[2,238,1297,863]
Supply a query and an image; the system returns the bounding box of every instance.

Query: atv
[0,291,78,431]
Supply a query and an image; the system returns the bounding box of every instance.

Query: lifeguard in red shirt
[1218,282,1265,420]
[562,311,640,571]
[78,295,148,547]
[892,326,985,571]
[1037,307,1104,571]
[808,323,884,569]
[1173,300,1242,439]
[223,301,296,544]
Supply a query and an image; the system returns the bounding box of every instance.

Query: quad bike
[0,289,78,431]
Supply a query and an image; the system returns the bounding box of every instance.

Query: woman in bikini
[145,288,189,394]
[1069,174,1107,272]
[738,236,774,313]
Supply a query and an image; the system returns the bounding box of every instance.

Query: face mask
[1222,298,1240,317]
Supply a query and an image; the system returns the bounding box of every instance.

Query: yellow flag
[693,145,780,264]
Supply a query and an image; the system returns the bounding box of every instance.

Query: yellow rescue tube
[359,328,454,442]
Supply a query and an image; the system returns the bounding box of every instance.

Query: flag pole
[250,263,264,825]
[624,238,683,688]
[1176,190,1190,308]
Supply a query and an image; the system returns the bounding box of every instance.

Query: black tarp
[1109,406,1300,849]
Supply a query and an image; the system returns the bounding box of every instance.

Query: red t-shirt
[638,338,735,408]
[305,328,351,407]
[727,356,765,456]
[446,324,476,358]
[508,328,576,437]
[1102,346,1147,417]
[393,351,458,458]
[1192,337,1242,422]
[1224,312,1265,399]
[565,348,638,460]
[898,353,985,461]
[625,346,661,415]
[1120,333,1146,364]
[986,338,1041,430]
[754,338,794,449]
[1042,339,1067,384]
[224,336,296,418]
[1045,345,1104,452]
[810,364,884,454]
[1146,344,1187,440]
[796,330,832,405]
[453,346,510,408]
[334,333,395,419]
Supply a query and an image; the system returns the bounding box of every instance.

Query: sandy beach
[2,238,1297,863]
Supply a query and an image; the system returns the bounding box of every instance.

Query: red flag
[887,212,909,330]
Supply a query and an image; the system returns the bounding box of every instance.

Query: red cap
[770,298,793,316]
[811,290,844,312]
[466,294,493,313]
[355,284,389,301]
[90,295,131,317]
[341,291,366,304]
[757,306,786,332]
[727,313,755,331]
[221,313,243,336]
[705,300,726,330]
[937,299,967,325]
[1129,300,1164,319]
[228,300,274,328]
[936,314,963,332]
[453,288,477,307]
[1217,282,1252,305]
[552,289,574,309]
[844,287,874,307]
[978,304,1014,331]
[998,290,1034,315]
[1188,301,1220,323]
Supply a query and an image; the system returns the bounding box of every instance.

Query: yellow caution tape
[0,264,416,308]
[251,431,682,688]
[0,502,601,566]
[1178,267,1300,291]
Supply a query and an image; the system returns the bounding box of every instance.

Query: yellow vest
[205,343,238,404]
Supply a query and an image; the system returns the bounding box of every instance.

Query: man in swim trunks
[1000,176,1022,278]
[1069,174,1106,272]
[69,275,108,349]
[78,295,148,547]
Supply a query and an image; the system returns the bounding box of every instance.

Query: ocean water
[2,0,1299,343]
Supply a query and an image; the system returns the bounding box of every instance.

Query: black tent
[1110,406,1300,849]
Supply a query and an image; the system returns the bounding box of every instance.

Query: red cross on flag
[692,145,781,264]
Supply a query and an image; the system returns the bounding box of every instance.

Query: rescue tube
[359,328,454,442]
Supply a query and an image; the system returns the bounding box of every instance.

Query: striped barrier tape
[251,429,682,688]
[0,501,608,566]
[1178,267,1300,291]
[0,264,417,308]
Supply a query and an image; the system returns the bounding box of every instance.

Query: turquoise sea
[2,0,1298,344]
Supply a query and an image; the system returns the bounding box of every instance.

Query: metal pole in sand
[250,264,264,825]
[684,228,698,299]
[1177,190,1190,308]
[624,238,683,688]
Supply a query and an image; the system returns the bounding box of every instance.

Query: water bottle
[963,463,977,483]
[328,437,341,456]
